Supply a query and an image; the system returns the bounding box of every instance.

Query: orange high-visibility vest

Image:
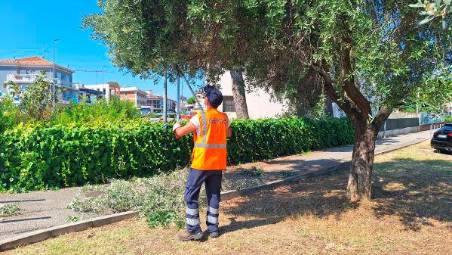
[191,109,228,170]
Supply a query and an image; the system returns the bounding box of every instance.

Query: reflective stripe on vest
[194,143,226,149]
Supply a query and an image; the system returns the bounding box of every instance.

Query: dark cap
[202,85,223,108]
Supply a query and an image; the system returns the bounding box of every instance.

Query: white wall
[218,72,287,119]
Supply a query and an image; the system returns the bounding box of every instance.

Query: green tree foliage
[19,73,56,121]
[0,97,23,133]
[51,97,141,127]
[410,0,451,28]
[186,96,196,105]
[86,0,450,201]
[402,68,452,113]
[4,81,20,98]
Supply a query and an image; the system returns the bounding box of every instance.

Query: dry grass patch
[6,141,451,255]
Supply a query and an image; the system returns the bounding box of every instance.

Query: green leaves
[0,117,354,192]
[410,0,451,29]
[228,117,354,164]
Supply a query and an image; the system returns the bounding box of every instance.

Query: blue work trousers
[184,168,222,234]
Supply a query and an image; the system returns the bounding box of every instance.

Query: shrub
[0,204,21,217]
[51,97,141,128]
[69,170,187,228]
[0,117,354,192]
[0,123,192,192]
[445,115,452,123]
[228,117,354,164]
[0,97,24,133]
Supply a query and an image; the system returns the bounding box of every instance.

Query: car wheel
[437,149,449,154]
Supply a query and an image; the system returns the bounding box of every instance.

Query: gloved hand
[172,122,181,132]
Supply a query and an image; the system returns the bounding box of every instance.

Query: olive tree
[86,0,450,202]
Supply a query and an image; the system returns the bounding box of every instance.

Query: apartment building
[0,56,75,103]
[84,82,121,101]
[119,87,147,108]
[144,90,176,113]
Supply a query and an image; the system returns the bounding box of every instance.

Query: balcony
[6,73,62,86]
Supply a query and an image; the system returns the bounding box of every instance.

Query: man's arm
[226,115,232,138]
[173,122,197,139]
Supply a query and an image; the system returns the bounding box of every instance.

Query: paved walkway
[0,130,434,241]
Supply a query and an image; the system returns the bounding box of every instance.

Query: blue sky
[0,0,193,99]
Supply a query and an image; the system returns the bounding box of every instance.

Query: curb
[0,135,429,251]
[221,137,429,200]
[0,211,138,252]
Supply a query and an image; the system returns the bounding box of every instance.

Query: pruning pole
[181,74,204,111]
[163,68,168,123]
[176,75,180,121]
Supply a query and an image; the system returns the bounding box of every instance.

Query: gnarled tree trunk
[347,124,378,202]
[230,69,249,119]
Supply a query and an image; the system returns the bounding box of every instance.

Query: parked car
[431,123,452,153]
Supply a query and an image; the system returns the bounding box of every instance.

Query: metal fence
[384,117,419,131]
[420,112,444,125]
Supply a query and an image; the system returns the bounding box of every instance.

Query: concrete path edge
[0,135,429,252]
[0,211,138,252]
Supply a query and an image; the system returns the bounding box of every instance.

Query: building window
[223,96,235,112]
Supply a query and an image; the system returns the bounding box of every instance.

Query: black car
[431,123,452,153]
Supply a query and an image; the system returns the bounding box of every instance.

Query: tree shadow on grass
[371,158,452,231]
[220,169,358,234]
[220,158,451,234]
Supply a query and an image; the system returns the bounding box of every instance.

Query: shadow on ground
[372,158,451,230]
[221,158,452,234]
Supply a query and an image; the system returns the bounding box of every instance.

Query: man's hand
[173,122,197,140]
[172,122,181,132]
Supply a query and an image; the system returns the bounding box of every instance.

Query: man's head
[202,85,223,109]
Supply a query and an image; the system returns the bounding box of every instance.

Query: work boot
[176,230,203,241]
[209,231,220,238]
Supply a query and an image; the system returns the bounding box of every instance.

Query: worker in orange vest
[172,85,232,241]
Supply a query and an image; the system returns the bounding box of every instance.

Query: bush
[0,97,24,133]
[445,115,452,123]
[51,97,141,128]
[228,117,354,164]
[0,123,192,192]
[0,117,354,192]
[69,170,187,228]
[0,203,21,217]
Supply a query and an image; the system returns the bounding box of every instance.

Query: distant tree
[20,73,56,121]
[4,81,21,99]
[186,96,196,105]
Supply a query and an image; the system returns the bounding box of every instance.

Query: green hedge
[0,118,354,192]
[228,117,354,164]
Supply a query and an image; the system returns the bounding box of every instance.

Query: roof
[120,87,147,95]
[0,56,73,73]
[78,87,104,95]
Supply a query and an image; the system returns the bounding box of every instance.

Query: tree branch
[340,45,372,118]
[371,105,393,131]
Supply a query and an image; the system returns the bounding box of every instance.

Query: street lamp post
[52,39,59,106]
[163,68,168,123]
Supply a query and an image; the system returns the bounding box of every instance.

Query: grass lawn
[5,141,451,255]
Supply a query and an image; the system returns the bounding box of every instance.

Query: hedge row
[0,118,354,192]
